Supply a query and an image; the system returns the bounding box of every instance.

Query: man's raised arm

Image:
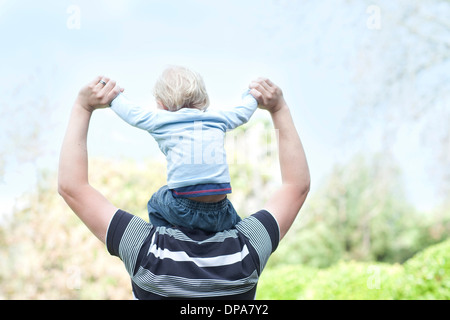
[58,77,122,243]
[249,78,310,240]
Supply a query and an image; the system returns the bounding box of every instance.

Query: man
[58,76,310,299]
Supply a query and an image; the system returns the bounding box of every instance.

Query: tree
[349,0,450,198]
[268,153,450,268]
[0,70,56,180]
[271,0,450,201]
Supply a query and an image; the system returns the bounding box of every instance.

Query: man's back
[106,208,279,299]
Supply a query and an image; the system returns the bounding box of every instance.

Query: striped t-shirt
[106,209,279,299]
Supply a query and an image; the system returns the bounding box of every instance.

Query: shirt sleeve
[236,210,280,274]
[106,209,153,276]
[215,90,258,130]
[110,93,157,132]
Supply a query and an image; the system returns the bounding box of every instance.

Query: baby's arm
[110,93,156,131]
[218,90,258,130]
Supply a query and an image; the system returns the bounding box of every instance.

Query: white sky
[0,0,444,217]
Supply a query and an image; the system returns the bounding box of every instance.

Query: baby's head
[153,65,210,112]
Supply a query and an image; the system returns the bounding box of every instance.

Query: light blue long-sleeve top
[110,91,258,190]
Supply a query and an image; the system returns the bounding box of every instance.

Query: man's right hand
[249,78,286,114]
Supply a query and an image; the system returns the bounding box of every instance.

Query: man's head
[153,65,210,112]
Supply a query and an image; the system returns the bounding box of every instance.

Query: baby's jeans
[147,185,241,232]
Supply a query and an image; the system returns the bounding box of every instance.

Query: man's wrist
[73,100,94,114]
[269,100,288,115]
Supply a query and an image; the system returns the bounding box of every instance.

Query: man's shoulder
[106,208,280,281]
[106,209,279,253]
[106,210,153,257]
[236,210,280,251]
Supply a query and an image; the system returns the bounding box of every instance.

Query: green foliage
[268,154,450,269]
[257,239,450,300]
[397,239,450,299]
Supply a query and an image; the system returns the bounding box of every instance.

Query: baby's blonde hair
[153,65,210,111]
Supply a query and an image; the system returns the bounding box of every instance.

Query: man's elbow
[281,179,310,208]
[302,176,311,195]
[57,178,83,202]
[293,176,311,202]
[57,180,71,201]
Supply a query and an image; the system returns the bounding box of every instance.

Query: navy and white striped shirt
[106,209,279,299]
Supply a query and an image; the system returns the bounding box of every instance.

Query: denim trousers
[147,185,241,232]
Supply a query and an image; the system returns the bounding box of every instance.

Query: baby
[110,65,257,232]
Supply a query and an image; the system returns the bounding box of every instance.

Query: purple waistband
[171,183,232,198]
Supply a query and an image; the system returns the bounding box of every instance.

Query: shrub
[257,239,450,300]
